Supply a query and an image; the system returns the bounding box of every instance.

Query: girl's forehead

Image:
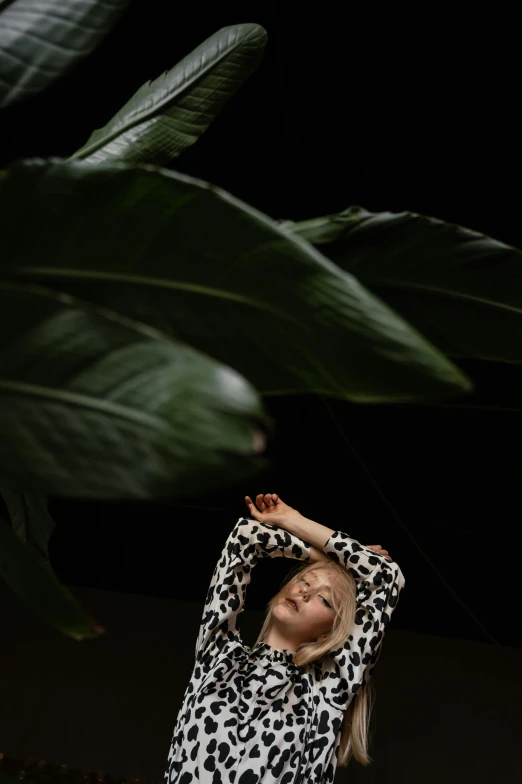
[305,568,338,588]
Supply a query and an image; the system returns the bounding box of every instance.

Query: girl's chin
[274,605,297,622]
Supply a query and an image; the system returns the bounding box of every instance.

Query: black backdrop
[2,2,521,658]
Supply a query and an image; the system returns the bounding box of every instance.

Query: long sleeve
[195,517,311,663]
[318,530,405,710]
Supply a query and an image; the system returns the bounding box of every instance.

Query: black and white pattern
[164,517,405,783]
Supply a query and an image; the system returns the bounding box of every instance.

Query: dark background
[2,1,521,659]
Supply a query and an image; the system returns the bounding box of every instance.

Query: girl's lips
[286,598,298,612]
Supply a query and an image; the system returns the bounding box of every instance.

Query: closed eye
[299,578,332,608]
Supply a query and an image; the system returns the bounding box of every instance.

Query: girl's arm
[245,494,405,708]
[318,535,405,710]
[195,517,311,664]
[245,494,393,577]
[286,512,395,583]
[308,544,330,563]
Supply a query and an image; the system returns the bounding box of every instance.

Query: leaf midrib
[0,379,164,429]
[368,279,522,315]
[16,267,306,328]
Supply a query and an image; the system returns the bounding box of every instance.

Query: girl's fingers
[245,496,261,519]
[247,493,278,513]
[259,492,278,509]
[366,544,391,558]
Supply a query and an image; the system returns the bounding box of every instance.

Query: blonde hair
[254,559,376,768]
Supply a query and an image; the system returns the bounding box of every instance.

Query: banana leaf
[0,283,266,498]
[0,481,55,558]
[69,24,267,165]
[0,512,104,640]
[0,0,129,109]
[289,207,522,363]
[0,159,472,403]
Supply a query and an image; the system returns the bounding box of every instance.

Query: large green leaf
[288,207,522,363]
[0,283,266,498]
[69,23,267,165]
[0,0,129,109]
[0,512,103,640]
[0,159,471,403]
[0,481,55,559]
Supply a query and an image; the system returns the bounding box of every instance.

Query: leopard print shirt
[164,517,405,784]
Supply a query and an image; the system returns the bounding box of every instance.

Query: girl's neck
[263,627,298,653]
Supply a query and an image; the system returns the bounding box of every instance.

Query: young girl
[164,493,405,784]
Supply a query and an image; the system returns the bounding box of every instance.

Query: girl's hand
[365,544,393,561]
[245,494,393,561]
[244,493,298,528]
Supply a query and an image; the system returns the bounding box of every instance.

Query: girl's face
[272,567,337,644]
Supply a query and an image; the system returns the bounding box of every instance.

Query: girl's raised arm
[195,517,311,664]
[245,494,405,708]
